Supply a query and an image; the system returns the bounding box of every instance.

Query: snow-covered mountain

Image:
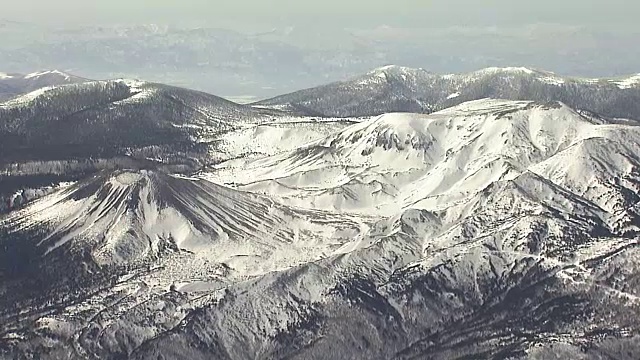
[0,79,355,213]
[254,65,640,120]
[211,99,640,216]
[0,79,350,173]
[0,78,262,194]
[0,170,363,291]
[0,70,88,102]
[1,98,639,359]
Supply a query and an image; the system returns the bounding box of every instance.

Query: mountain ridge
[254,65,640,119]
[212,99,637,216]
[0,77,356,215]
[0,69,88,102]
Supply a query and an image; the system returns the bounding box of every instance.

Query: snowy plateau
[0,68,640,360]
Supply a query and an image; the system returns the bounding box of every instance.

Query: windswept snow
[208,99,639,219]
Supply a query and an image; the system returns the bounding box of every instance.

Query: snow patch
[538,75,565,86]
[0,86,57,107]
[611,74,640,89]
[24,70,72,80]
[476,67,535,75]
[111,79,154,104]
[115,78,147,90]
[113,172,144,185]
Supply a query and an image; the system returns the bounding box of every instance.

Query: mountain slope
[0,79,278,175]
[0,168,363,275]
[0,170,365,326]
[4,154,638,359]
[254,65,640,119]
[211,99,640,217]
[0,79,345,173]
[0,79,353,214]
[0,70,88,102]
[133,100,640,360]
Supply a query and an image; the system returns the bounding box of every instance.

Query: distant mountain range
[255,65,640,119]
[2,22,640,98]
[0,70,88,101]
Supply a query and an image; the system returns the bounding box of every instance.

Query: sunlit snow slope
[210,99,640,217]
[1,170,364,287]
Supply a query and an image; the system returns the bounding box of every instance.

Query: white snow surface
[476,66,535,75]
[207,99,640,218]
[0,78,147,108]
[358,65,639,90]
[0,86,58,107]
[213,118,360,157]
[3,170,367,290]
[112,78,155,104]
[612,74,640,89]
[4,98,640,350]
[24,70,73,80]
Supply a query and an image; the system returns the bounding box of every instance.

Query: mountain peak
[256,65,640,119]
[215,98,604,215]
[374,65,543,77]
[370,64,428,74]
[24,69,75,80]
[476,66,538,75]
[0,69,89,103]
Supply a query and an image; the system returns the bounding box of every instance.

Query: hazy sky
[1,0,639,96]
[4,0,639,30]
